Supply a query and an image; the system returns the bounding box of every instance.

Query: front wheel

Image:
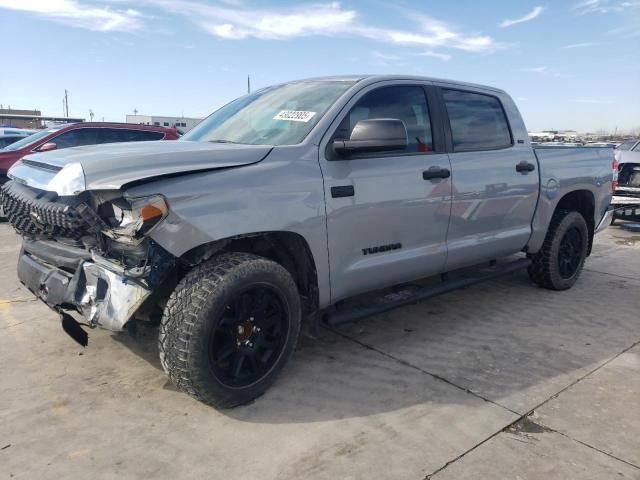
[527,211,589,290]
[159,252,301,408]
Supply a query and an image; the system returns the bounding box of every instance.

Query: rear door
[319,81,452,302]
[437,86,539,270]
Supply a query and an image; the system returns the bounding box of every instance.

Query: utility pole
[89,109,94,122]
[133,108,138,115]
[63,89,69,118]
[247,75,251,94]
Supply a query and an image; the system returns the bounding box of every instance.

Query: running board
[324,258,531,327]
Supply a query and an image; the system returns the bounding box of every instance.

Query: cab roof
[292,74,506,94]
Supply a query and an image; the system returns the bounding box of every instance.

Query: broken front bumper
[17,241,151,331]
[611,195,640,220]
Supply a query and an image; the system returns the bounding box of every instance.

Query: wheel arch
[552,189,596,255]
[179,231,320,315]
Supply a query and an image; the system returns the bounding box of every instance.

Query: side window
[51,128,99,149]
[130,130,164,141]
[442,89,512,151]
[336,86,433,153]
[100,128,127,144]
[100,129,165,144]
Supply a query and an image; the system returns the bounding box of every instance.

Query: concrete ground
[1,222,639,480]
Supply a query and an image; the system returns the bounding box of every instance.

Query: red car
[0,123,178,184]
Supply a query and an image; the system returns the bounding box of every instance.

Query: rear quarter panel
[527,147,613,253]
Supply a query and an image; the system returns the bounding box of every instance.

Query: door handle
[331,185,355,198]
[423,166,451,180]
[516,161,536,173]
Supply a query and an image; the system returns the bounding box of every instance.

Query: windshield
[182,81,355,146]
[3,128,61,151]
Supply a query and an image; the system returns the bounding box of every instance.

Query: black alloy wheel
[557,226,584,279]
[208,286,289,388]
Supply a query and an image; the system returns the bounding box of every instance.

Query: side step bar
[324,258,531,327]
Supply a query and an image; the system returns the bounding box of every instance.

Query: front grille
[0,181,88,239]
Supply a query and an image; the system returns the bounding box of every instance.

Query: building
[0,108,43,129]
[528,130,582,142]
[126,114,203,133]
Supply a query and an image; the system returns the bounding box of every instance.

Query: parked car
[1,75,614,408]
[0,123,178,184]
[0,128,37,149]
[612,145,640,222]
[615,138,640,152]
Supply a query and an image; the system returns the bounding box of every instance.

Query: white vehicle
[613,142,640,222]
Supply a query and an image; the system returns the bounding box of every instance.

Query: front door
[319,83,452,303]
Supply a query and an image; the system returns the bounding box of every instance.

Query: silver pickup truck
[1,75,614,408]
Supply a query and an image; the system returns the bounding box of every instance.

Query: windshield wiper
[209,139,241,144]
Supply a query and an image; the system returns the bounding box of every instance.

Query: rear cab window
[442,89,512,152]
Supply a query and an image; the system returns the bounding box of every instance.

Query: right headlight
[102,194,169,245]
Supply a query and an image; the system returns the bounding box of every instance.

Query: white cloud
[1,0,506,57]
[0,0,143,31]
[609,24,640,37]
[419,51,452,61]
[499,6,545,27]
[562,42,599,48]
[518,66,567,77]
[144,1,357,40]
[138,0,503,56]
[521,66,549,73]
[370,51,403,67]
[574,0,640,14]
[371,51,401,62]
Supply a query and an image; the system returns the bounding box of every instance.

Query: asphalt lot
[1,222,639,479]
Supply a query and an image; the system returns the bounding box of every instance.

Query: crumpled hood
[12,140,272,191]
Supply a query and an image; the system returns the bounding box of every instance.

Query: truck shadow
[116,265,640,423]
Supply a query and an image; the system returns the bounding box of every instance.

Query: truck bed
[526,145,614,251]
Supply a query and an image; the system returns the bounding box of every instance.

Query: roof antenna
[247,75,251,94]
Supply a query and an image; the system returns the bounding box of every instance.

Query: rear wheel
[527,211,589,290]
[159,252,301,408]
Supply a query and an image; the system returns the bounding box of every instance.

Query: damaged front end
[613,162,640,221]
[1,179,176,338]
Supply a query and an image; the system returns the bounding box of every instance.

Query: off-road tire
[158,252,301,408]
[527,210,589,290]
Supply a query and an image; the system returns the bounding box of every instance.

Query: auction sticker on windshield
[273,110,317,122]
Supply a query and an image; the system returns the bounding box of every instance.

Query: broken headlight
[102,194,168,245]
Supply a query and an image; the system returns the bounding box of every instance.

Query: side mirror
[333,119,407,157]
[38,142,57,152]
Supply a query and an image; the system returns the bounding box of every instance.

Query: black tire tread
[158,252,300,408]
[527,210,588,290]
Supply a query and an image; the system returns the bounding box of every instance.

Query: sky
[0,0,638,133]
